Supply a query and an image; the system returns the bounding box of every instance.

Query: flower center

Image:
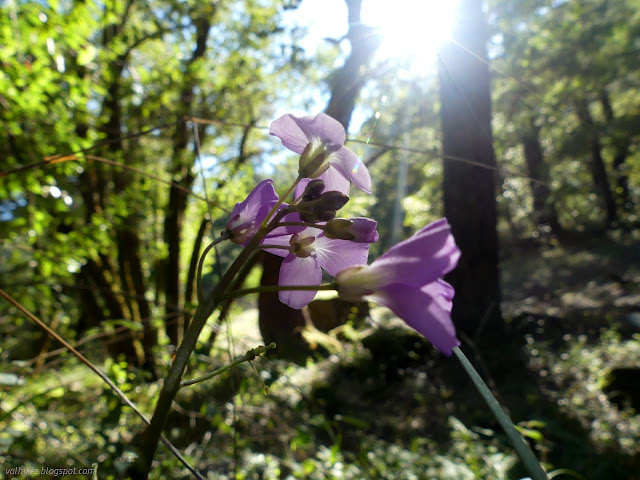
[289,233,316,258]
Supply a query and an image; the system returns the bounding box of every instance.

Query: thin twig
[0,288,205,480]
[181,343,276,387]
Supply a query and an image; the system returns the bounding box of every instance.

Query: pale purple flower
[335,218,461,355]
[270,113,371,194]
[264,227,370,309]
[226,179,301,244]
[226,179,278,244]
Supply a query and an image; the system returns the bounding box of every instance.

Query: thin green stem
[277,221,323,229]
[135,233,264,477]
[453,347,548,480]
[221,283,337,301]
[260,176,301,229]
[197,232,230,304]
[181,343,276,387]
[259,244,291,251]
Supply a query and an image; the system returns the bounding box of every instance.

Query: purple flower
[226,179,278,244]
[335,218,461,355]
[270,113,371,194]
[226,179,302,244]
[264,227,370,309]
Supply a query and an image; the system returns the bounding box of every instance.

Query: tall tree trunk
[257,0,380,353]
[437,0,502,339]
[521,119,562,233]
[575,98,617,227]
[600,90,633,213]
[163,16,212,346]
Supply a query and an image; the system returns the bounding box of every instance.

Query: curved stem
[221,282,337,301]
[197,232,231,303]
[260,176,301,229]
[181,343,276,387]
[453,347,548,480]
[135,232,265,477]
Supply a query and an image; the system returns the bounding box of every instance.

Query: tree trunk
[521,120,562,233]
[599,90,633,213]
[575,98,618,227]
[162,17,212,346]
[257,0,380,353]
[437,0,502,339]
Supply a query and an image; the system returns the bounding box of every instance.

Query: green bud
[324,219,356,240]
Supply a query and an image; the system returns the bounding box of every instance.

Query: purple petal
[329,146,371,194]
[313,234,369,277]
[417,217,449,235]
[423,279,455,313]
[368,222,460,288]
[269,115,311,154]
[228,179,278,223]
[373,284,460,355]
[294,178,311,200]
[316,166,351,195]
[278,254,322,309]
[350,218,379,243]
[261,234,291,257]
[266,209,305,237]
[291,113,346,146]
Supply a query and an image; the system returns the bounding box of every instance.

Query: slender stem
[453,347,548,480]
[277,221,323,229]
[181,343,276,387]
[0,288,204,480]
[221,283,337,301]
[259,244,291,251]
[197,232,230,303]
[260,176,301,229]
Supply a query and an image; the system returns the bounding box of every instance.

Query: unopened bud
[325,218,379,243]
[324,219,355,240]
[298,142,328,178]
[302,179,325,201]
[297,191,349,223]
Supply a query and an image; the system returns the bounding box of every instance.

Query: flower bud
[296,191,349,223]
[324,218,379,243]
[298,142,328,178]
[302,179,325,201]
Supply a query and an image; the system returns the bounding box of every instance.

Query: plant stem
[260,176,300,229]
[0,288,204,480]
[221,283,337,301]
[453,346,548,480]
[181,343,276,387]
[135,176,303,478]
[134,233,264,477]
[259,244,291,251]
[197,232,231,303]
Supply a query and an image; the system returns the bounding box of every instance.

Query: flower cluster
[225,112,461,355]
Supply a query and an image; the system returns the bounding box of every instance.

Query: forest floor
[3,232,639,479]
[201,230,640,479]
